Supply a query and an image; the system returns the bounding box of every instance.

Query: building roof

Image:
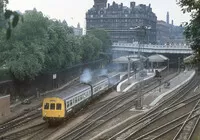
[148,54,169,62]
[184,54,195,64]
[112,55,146,64]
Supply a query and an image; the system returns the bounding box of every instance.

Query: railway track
[107,72,199,140]
[172,98,200,140]
[55,71,178,140]
[133,99,200,140]
[0,69,175,140]
[0,80,84,137]
[0,122,47,140]
[0,109,41,135]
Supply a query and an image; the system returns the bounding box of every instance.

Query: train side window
[75,97,78,103]
[56,103,62,110]
[50,103,55,110]
[44,103,49,110]
[70,100,73,106]
[67,101,70,107]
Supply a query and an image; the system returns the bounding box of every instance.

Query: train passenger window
[44,103,49,110]
[67,102,70,107]
[50,103,55,110]
[56,103,62,110]
[70,100,73,106]
[75,97,78,103]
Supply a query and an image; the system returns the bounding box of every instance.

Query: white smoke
[98,69,108,77]
[80,68,92,83]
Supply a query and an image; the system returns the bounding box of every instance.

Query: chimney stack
[166,12,169,24]
[130,2,135,8]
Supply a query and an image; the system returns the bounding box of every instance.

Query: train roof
[50,76,108,100]
[52,82,90,99]
[46,72,120,100]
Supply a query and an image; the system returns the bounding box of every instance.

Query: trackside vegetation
[0,9,112,81]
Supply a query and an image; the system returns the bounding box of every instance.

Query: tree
[44,20,81,72]
[88,28,112,52]
[177,0,200,59]
[80,34,102,62]
[0,10,48,80]
[0,9,107,81]
[0,0,23,39]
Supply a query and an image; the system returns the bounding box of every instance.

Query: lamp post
[168,58,170,73]
[178,57,180,73]
[129,25,151,110]
[128,57,131,84]
[130,26,151,65]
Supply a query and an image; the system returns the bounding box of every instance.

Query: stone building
[73,23,83,36]
[169,24,185,44]
[156,20,170,44]
[156,12,185,45]
[86,1,157,44]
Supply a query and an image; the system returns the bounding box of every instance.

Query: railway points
[1,68,198,140]
[89,70,197,140]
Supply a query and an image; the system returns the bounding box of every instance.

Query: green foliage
[0,0,23,39]
[0,10,108,81]
[80,34,102,62]
[44,20,82,72]
[177,0,200,58]
[0,68,12,81]
[88,28,112,52]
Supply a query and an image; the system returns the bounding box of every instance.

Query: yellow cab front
[42,97,65,121]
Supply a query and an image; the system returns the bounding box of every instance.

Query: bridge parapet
[112,42,193,54]
[113,42,191,49]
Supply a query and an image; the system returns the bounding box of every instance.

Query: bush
[0,68,12,81]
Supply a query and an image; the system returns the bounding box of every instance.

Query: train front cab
[42,97,65,123]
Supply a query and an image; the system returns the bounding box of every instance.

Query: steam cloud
[80,68,92,83]
[97,69,108,77]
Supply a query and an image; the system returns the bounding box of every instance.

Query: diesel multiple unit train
[42,73,120,123]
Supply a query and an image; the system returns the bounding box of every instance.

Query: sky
[7,0,191,29]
